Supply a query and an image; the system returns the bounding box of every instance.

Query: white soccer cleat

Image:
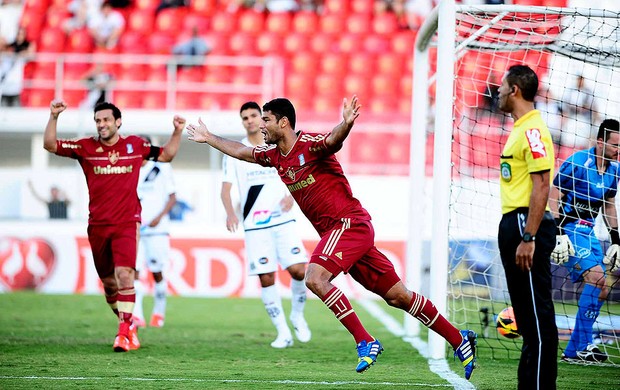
[290,317,311,343]
[270,332,294,349]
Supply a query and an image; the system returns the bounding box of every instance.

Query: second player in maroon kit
[44,100,185,352]
[187,96,478,379]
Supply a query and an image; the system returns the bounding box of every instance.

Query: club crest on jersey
[286,167,296,181]
[525,128,547,159]
[298,154,305,166]
[108,150,119,164]
[500,162,512,182]
[127,144,134,154]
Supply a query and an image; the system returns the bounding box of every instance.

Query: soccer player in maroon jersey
[187,96,477,379]
[43,99,185,352]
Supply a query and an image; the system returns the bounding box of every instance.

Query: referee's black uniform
[498,108,558,390]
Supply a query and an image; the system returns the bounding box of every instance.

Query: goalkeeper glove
[551,235,574,265]
[604,244,620,272]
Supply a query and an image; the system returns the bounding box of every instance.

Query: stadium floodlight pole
[428,0,456,360]
[405,4,439,339]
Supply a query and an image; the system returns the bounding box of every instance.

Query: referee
[497,65,558,390]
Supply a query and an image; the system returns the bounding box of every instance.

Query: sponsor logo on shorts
[259,257,269,265]
[291,247,301,254]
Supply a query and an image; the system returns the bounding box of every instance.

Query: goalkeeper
[550,118,620,363]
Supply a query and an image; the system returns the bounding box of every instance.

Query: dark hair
[505,65,538,102]
[94,102,122,120]
[240,101,261,114]
[262,98,296,130]
[597,119,620,141]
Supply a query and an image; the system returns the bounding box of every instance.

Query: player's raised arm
[158,115,185,162]
[324,95,361,151]
[43,100,68,153]
[186,118,255,162]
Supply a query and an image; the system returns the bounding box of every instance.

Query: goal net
[413,2,620,364]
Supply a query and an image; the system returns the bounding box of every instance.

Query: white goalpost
[409,0,620,363]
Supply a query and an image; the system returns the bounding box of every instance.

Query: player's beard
[98,127,116,141]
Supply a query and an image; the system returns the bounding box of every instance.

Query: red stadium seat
[203,65,233,84]
[66,28,94,53]
[183,14,210,34]
[119,31,147,53]
[142,92,167,109]
[228,32,257,55]
[228,94,260,111]
[314,74,342,96]
[134,0,159,10]
[323,0,349,15]
[265,12,292,34]
[24,0,50,12]
[338,33,363,54]
[257,32,284,55]
[176,92,202,109]
[113,91,143,109]
[177,66,205,82]
[320,53,348,77]
[32,62,56,80]
[344,74,370,99]
[285,73,314,96]
[351,0,373,14]
[283,32,311,53]
[363,35,391,54]
[211,11,237,34]
[156,8,187,34]
[19,10,45,39]
[64,62,90,80]
[371,74,399,97]
[292,11,318,34]
[310,33,337,53]
[391,31,416,55]
[313,95,342,114]
[400,74,413,97]
[61,90,87,107]
[346,14,371,34]
[38,28,66,52]
[373,13,399,35]
[376,53,406,76]
[232,67,262,85]
[319,13,341,34]
[148,32,175,54]
[238,10,265,34]
[347,52,375,77]
[191,0,217,16]
[115,63,148,81]
[44,6,70,30]
[290,52,319,75]
[128,10,155,35]
[24,89,55,107]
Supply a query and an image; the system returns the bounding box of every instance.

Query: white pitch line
[356,299,476,390]
[0,375,451,387]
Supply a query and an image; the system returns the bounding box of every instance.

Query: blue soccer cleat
[355,339,384,373]
[454,330,477,380]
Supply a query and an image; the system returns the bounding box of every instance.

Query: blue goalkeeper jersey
[553,147,620,224]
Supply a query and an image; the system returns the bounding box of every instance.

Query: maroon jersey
[55,135,157,225]
[253,131,371,236]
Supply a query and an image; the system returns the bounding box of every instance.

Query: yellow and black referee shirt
[499,109,555,214]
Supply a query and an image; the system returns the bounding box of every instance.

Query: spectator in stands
[561,74,599,149]
[27,180,71,220]
[88,1,125,50]
[80,63,113,109]
[63,0,103,34]
[1,26,35,107]
[172,26,211,68]
[155,0,188,15]
[536,85,563,147]
[0,0,23,45]
[227,0,299,12]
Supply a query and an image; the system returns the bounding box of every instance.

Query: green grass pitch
[0,292,618,389]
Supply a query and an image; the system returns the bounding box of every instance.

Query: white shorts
[245,222,307,276]
[137,234,170,273]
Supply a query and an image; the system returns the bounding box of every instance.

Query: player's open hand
[342,95,361,125]
[186,118,211,143]
[173,115,186,132]
[50,99,67,117]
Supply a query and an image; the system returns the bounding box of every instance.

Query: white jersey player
[221,101,311,348]
[134,151,177,328]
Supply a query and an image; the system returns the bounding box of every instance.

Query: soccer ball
[496,307,520,339]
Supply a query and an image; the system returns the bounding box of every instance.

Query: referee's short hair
[506,65,538,102]
[597,119,620,141]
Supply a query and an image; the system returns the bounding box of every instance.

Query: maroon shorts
[310,218,400,296]
[87,222,139,279]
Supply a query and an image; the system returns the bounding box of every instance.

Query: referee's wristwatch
[522,232,536,242]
